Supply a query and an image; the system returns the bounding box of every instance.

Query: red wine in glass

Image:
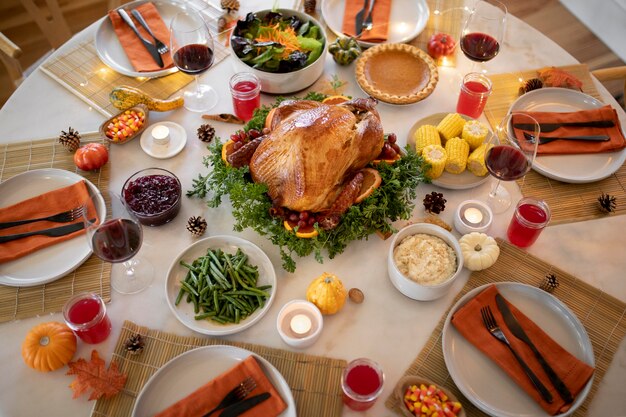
[173,44,214,75]
[485,145,530,181]
[461,32,500,62]
[91,218,142,263]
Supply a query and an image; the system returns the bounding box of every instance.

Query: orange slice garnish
[355,168,382,203]
[264,107,278,131]
[372,153,401,165]
[322,95,350,105]
[283,219,319,239]
[221,139,236,165]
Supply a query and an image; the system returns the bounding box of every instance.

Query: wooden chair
[591,66,626,108]
[18,0,72,49]
[0,32,24,91]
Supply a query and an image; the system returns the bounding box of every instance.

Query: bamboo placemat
[92,320,347,417]
[482,64,626,225]
[385,239,626,416]
[0,132,111,323]
[40,2,230,118]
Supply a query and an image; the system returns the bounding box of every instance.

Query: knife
[495,293,574,404]
[522,132,611,145]
[513,120,615,133]
[218,392,271,417]
[0,221,89,244]
[355,0,369,36]
[117,9,164,68]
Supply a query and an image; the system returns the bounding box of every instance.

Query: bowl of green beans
[165,235,276,335]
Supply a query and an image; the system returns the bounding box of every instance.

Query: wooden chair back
[0,32,24,90]
[591,66,626,109]
[18,0,72,49]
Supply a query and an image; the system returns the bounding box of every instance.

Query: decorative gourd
[328,37,361,66]
[427,33,456,59]
[109,86,184,112]
[306,272,347,315]
[459,232,500,271]
[22,322,77,372]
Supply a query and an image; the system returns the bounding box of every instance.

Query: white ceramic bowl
[388,223,463,301]
[229,9,327,94]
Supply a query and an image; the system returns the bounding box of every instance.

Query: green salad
[231,11,324,73]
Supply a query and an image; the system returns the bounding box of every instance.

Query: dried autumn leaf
[537,67,583,91]
[66,350,127,401]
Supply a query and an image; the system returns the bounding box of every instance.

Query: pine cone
[59,127,81,152]
[597,193,616,213]
[304,0,317,13]
[197,124,215,143]
[220,0,239,11]
[124,334,145,355]
[540,273,559,293]
[423,191,447,214]
[518,78,543,95]
[187,216,208,237]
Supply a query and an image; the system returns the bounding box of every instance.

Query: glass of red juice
[507,197,551,248]
[456,72,492,118]
[229,72,261,121]
[63,292,112,344]
[341,358,385,411]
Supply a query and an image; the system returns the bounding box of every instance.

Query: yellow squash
[22,322,77,372]
[306,272,347,315]
[109,86,184,112]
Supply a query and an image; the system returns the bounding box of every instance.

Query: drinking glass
[460,0,507,73]
[484,112,539,213]
[341,358,385,411]
[83,192,154,294]
[170,11,217,112]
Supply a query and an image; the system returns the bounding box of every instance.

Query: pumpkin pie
[355,43,438,105]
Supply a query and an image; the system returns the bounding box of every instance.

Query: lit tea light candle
[152,125,170,145]
[464,207,483,224]
[290,313,312,335]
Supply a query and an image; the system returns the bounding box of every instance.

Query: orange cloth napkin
[451,285,594,415]
[0,181,97,264]
[155,356,288,417]
[512,105,626,155]
[341,0,392,43]
[108,2,174,72]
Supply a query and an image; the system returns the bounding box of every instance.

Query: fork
[523,131,610,145]
[480,306,554,404]
[361,0,376,32]
[202,376,256,417]
[0,206,84,230]
[131,9,169,55]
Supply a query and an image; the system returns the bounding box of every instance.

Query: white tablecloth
[1,1,625,416]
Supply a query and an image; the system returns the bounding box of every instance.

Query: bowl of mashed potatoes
[388,223,463,301]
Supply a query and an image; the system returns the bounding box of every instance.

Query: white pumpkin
[459,232,500,271]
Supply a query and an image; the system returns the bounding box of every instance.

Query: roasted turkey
[248,98,384,213]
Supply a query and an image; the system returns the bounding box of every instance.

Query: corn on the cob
[437,113,465,143]
[444,137,469,174]
[413,125,441,155]
[467,143,492,176]
[462,120,489,150]
[422,144,447,179]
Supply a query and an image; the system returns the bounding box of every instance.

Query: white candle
[464,207,483,224]
[152,125,170,145]
[290,314,312,335]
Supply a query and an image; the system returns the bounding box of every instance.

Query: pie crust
[355,43,439,105]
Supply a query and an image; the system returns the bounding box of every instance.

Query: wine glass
[170,11,218,112]
[484,112,539,213]
[83,192,154,294]
[460,0,507,73]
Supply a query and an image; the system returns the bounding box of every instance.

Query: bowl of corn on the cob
[409,113,494,190]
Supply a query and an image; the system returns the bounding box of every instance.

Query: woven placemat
[482,64,626,225]
[92,320,346,417]
[0,132,111,323]
[385,239,626,416]
[40,3,229,117]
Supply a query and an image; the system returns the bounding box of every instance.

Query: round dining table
[1,1,625,416]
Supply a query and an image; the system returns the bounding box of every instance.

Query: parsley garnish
[187,96,428,272]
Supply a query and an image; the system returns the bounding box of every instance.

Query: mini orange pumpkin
[22,321,77,372]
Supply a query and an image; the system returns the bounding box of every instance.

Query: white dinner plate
[408,112,492,190]
[321,0,430,48]
[165,235,276,336]
[0,169,106,287]
[442,282,594,417]
[509,88,626,183]
[132,345,296,417]
[95,0,183,78]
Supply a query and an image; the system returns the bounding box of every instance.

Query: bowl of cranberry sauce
[122,168,182,226]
